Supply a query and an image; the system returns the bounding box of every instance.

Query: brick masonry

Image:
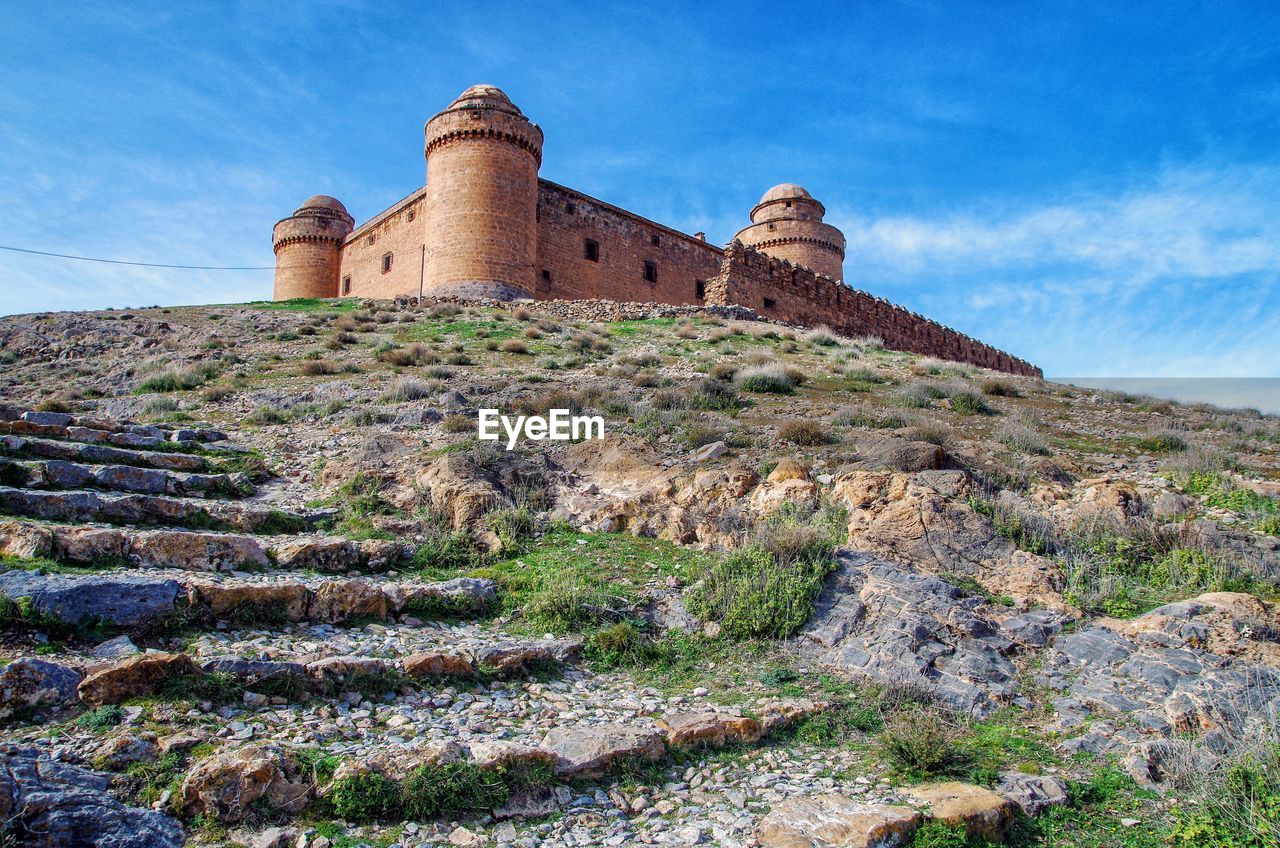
[272,84,1041,377]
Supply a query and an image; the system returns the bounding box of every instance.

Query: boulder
[0,571,180,628]
[181,744,310,823]
[756,698,828,736]
[50,525,127,564]
[755,795,920,848]
[996,771,1069,816]
[330,741,466,783]
[416,454,507,529]
[203,658,309,690]
[403,651,474,678]
[272,538,363,572]
[93,731,159,770]
[78,652,201,707]
[190,580,311,623]
[903,782,1017,842]
[475,637,582,673]
[306,656,392,686]
[0,743,184,848]
[851,435,946,473]
[0,658,83,713]
[385,576,498,615]
[92,634,141,658]
[797,551,1018,716]
[657,711,763,748]
[539,724,665,777]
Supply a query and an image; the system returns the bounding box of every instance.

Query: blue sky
[1,1,1277,377]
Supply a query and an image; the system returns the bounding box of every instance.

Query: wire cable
[0,244,272,270]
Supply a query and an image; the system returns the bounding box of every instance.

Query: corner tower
[733,184,846,281]
[422,84,543,299]
[271,195,354,300]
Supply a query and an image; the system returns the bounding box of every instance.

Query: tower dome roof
[297,195,350,215]
[758,183,813,205]
[446,84,523,116]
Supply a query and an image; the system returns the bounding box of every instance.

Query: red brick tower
[271,195,354,300]
[422,85,544,299]
[733,184,846,281]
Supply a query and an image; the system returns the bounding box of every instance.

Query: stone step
[1,408,227,447]
[0,486,318,533]
[2,457,252,499]
[2,433,209,472]
[0,519,404,573]
[0,569,496,632]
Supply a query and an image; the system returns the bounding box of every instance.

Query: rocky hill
[1,296,1278,848]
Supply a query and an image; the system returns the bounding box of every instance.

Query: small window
[763,297,776,309]
[407,208,416,223]
[367,234,376,246]
[785,201,792,208]
[381,252,393,274]
[768,223,776,231]
[695,279,705,299]
[541,269,552,290]
[643,261,658,283]
[342,276,352,295]
[566,203,576,215]
[471,110,482,119]
[651,234,661,247]
[584,239,600,262]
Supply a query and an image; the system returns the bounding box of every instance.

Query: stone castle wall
[706,241,1042,377]
[534,181,723,305]
[338,189,426,300]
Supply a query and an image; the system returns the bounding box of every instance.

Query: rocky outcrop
[798,551,1019,716]
[78,652,201,706]
[832,470,1065,608]
[1043,592,1280,772]
[657,711,763,748]
[0,743,184,848]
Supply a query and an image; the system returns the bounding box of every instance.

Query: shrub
[135,363,219,394]
[686,521,837,640]
[878,711,977,781]
[808,327,839,347]
[652,389,688,411]
[586,621,655,667]
[735,364,797,394]
[1136,429,1189,453]
[384,377,434,403]
[779,420,830,446]
[708,363,739,381]
[245,404,288,425]
[948,388,993,415]
[202,384,233,402]
[980,379,1020,397]
[300,359,338,376]
[688,378,742,411]
[893,383,937,408]
[328,771,401,820]
[486,507,534,550]
[499,338,530,354]
[680,425,725,449]
[994,421,1051,456]
[441,414,471,433]
[75,704,126,731]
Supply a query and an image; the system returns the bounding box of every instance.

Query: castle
[273,85,1040,377]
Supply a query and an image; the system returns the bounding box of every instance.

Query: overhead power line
[0,244,272,270]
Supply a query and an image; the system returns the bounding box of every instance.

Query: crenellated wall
[706,241,1042,377]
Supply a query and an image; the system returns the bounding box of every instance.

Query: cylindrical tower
[422,84,543,300]
[733,184,846,281]
[271,195,355,300]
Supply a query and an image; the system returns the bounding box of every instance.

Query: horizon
[1,2,1277,378]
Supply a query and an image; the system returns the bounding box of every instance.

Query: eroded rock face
[798,551,1018,716]
[0,657,83,713]
[755,795,920,848]
[1043,593,1280,770]
[902,782,1017,843]
[416,454,507,529]
[467,739,556,770]
[181,744,310,823]
[305,578,389,623]
[79,652,201,707]
[996,771,1069,816]
[130,528,269,572]
[403,651,474,677]
[475,637,582,673]
[539,724,665,778]
[831,470,1064,608]
[0,743,184,848]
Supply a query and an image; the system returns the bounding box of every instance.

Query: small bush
[994,421,1051,456]
[300,359,338,376]
[328,771,401,820]
[688,378,742,411]
[486,507,534,550]
[384,377,434,403]
[893,383,937,408]
[878,711,977,781]
[948,388,993,415]
[499,338,530,354]
[1136,430,1189,453]
[135,363,219,394]
[980,379,1020,397]
[245,404,288,425]
[735,364,797,395]
[779,420,830,446]
[441,414,471,433]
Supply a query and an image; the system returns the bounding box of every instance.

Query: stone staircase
[0,407,1060,848]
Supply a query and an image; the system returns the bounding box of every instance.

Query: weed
[779,420,831,446]
[878,710,977,782]
[735,364,797,394]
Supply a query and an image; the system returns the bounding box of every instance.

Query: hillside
[2,296,1279,848]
